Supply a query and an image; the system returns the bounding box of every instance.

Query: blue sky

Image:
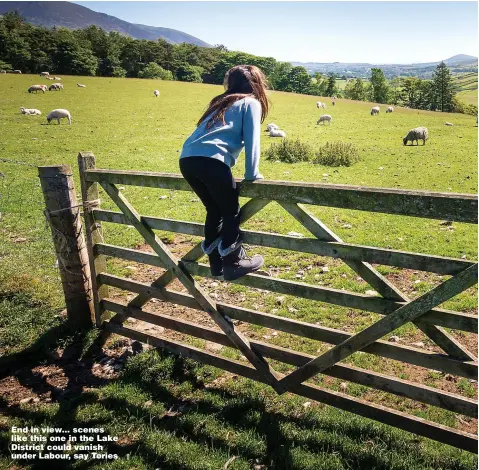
[73,1,478,63]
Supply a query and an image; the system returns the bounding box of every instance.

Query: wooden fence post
[38,164,94,328]
[78,152,108,327]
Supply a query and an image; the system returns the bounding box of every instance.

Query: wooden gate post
[38,164,94,328]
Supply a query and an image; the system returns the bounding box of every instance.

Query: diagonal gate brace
[99,181,282,390]
[280,202,477,362]
[276,263,478,394]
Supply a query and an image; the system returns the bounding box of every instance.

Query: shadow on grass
[0,291,476,470]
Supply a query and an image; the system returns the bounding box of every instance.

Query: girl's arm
[243,99,264,180]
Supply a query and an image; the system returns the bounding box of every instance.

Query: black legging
[179,156,240,249]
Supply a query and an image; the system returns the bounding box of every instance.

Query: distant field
[454,72,478,105]
[0,74,477,469]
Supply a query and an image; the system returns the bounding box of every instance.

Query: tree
[401,77,421,108]
[214,44,229,52]
[287,66,312,94]
[370,68,389,103]
[269,61,292,91]
[432,61,455,112]
[344,78,366,101]
[137,62,173,80]
[326,74,337,96]
[175,63,203,82]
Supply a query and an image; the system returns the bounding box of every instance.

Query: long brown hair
[197,65,269,128]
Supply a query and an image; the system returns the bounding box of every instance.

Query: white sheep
[317,114,332,125]
[445,122,453,126]
[47,109,72,125]
[20,107,42,115]
[54,76,62,80]
[77,83,86,88]
[49,83,63,91]
[386,106,394,113]
[316,101,326,109]
[269,128,286,137]
[40,72,50,77]
[371,106,380,116]
[0,70,7,74]
[28,85,46,94]
[266,123,279,132]
[13,70,22,74]
[45,76,54,80]
[403,127,429,146]
[153,89,160,97]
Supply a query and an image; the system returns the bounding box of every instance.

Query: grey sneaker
[222,245,264,281]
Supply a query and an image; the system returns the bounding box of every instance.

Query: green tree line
[343,64,477,115]
[0,12,474,115]
[0,12,345,95]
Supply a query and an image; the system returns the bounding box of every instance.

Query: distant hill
[444,54,478,66]
[291,55,478,79]
[0,1,212,47]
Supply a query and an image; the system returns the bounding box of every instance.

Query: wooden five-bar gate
[63,152,478,452]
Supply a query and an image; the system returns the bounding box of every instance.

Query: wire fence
[0,159,63,302]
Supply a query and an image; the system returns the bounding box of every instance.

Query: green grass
[0,74,477,468]
[454,72,478,105]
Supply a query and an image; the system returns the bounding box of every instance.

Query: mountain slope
[0,1,211,47]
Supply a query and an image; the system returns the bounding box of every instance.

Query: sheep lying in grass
[20,107,41,115]
[269,128,286,137]
[28,85,46,94]
[47,109,72,125]
[154,89,160,97]
[266,123,279,132]
[45,76,54,80]
[317,114,332,125]
[54,77,62,80]
[403,127,428,145]
[77,83,86,88]
[445,122,453,126]
[49,83,63,91]
[386,106,394,113]
[370,106,380,116]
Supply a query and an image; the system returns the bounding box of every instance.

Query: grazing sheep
[77,83,86,88]
[47,109,72,125]
[332,100,336,106]
[49,83,63,91]
[0,70,6,74]
[40,72,50,77]
[445,122,453,126]
[269,128,286,137]
[316,101,326,109]
[386,106,394,113]
[13,70,22,74]
[54,77,62,80]
[317,114,332,125]
[370,106,380,116]
[28,85,46,94]
[153,89,160,97]
[20,107,42,115]
[403,127,429,146]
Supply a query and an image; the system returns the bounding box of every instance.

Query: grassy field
[453,72,478,106]
[0,74,477,469]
